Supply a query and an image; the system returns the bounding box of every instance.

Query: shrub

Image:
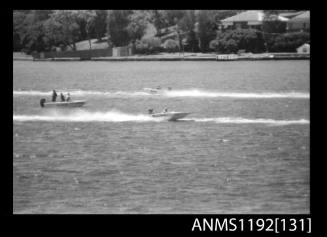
[21,48,32,55]
[209,39,218,51]
[267,32,310,52]
[183,30,199,52]
[162,39,179,52]
[135,37,163,54]
[212,29,266,54]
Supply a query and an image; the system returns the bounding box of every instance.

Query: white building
[220,10,289,30]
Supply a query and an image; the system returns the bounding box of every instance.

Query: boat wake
[163,90,309,99]
[13,110,309,125]
[13,110,160,123]
[13,89,309,99]
[13,90,150,97]
[182,117,309,125]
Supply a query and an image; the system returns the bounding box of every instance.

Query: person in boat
[162,108,168,113]
[66,93,71,102]
[52,90,57,102]
[148,109,154,114]
[167,87,172,90]
[60,93,65,102]
[156,86,161,90]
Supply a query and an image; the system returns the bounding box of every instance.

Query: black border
[8,5,316,235]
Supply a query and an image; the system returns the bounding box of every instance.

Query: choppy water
[13,60,310,214]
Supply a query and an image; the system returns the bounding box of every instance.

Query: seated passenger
[66,93,71,102]
[60,93,65,102]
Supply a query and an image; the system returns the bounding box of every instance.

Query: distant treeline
[13,10,310,54]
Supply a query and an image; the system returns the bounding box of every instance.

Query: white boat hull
[151,112,190,121]
[42,100,86,108]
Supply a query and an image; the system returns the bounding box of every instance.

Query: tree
[93,10,108,41]
[161,10,185,26]
[13,10,53,53]
[44,10,82,51]
[126,10,150,42]
[107,10,132,47]
[150,10,166,35]
[194,10,212,52]
[13,11,27,51]
[125,10,152,53]
[76,10,97,49]
[177,10,199,52]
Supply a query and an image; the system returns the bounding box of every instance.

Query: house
[157,25,188,44]
[297,43,310,54]
[286,11,310,32]
[220,10,289,31]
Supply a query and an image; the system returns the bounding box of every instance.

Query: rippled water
[13,60,309,214]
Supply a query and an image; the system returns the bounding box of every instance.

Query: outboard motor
[40,98,46,107]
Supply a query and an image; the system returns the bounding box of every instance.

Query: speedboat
[143,88,161,94]
[151,111,191,121]
[40,98,86,108]
[143,87,171,94]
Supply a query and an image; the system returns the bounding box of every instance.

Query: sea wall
[15,52,310,62]
[33,48,113,59]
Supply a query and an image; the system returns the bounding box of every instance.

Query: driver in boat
[162,108,168,113]
[52,90,57,102]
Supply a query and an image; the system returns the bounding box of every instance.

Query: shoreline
[13,52,310,62]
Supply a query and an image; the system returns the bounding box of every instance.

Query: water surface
[13,60,309,213]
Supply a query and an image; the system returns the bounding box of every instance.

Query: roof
[297,43,310,48]
[160,31,178,41]
[290,11,310,21]
[221,10,288,25]
[221,10,265,23]
[279,11,304,19]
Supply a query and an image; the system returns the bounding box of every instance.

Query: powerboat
[151,111,191,121]
[40,98,86,108]
[143,87,172,94]
[143,87,161,94]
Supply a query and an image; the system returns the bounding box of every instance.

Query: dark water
[13,60,309,213]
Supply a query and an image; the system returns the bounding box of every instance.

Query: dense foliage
[13,10,310,54]
[134,37,162,54]
[210,29,266,53]
[265,32,310,52]
[162,39,179,52]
